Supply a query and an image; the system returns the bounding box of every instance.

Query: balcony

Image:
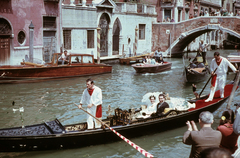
[115,2,156,15]
[161,0,172,3]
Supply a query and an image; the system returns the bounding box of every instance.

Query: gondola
[184,52,210,82]
[131,62,172,73]
[0,81,237,152]
[0,53,112,84]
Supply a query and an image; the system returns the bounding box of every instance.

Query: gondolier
[199,39,208,65]
[205,52,238,102]
[78,78,102,129]
[154,47,164,64]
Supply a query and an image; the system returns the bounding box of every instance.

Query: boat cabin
[51,53,95,66]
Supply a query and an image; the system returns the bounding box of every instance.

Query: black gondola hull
[185,67,210,82]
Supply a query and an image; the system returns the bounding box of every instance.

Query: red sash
[96,105,102,118]
[88,88,94,96]
[211,75,217,87]
[88,88,101,118]
[216,58,222,66]
[211,58,222,87]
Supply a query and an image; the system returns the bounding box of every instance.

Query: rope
[74,103,154,158]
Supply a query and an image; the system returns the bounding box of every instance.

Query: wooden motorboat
[184,53,210,82]
[0,81,237,152]
[0,53,112,83]
[227,52,240,72]
[131,62,172,73]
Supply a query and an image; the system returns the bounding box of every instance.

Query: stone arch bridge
[152,17,240,57]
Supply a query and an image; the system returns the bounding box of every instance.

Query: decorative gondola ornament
[75,103,154,158]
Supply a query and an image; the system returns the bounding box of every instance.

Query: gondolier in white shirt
[78,78,103,129]
[205,52,238,102]
[199,39,208,65]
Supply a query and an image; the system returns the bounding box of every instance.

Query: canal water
[0,50,240,158]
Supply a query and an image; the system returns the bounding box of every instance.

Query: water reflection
[0,50,240,158]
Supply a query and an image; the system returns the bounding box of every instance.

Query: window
[71,56,82,63]
[82,56,93,63]
[63,30,71,49]
[87,30,94,48]
[18,31,26,45]
[164,10,171,21]
[139,24,145,40]
[43,17,56,28]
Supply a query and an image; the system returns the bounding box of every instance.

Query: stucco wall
[62,4,157,58]
[112,13,155,55]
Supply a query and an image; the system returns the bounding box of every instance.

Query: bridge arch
[167,24,240,57]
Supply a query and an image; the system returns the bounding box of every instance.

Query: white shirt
[58,53,66,60]
[143,102,157,114]
[210,56,237,77]
[199,42,208,52]
[80,85,102,106]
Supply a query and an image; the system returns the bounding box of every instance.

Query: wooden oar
[74,103,154,158]
[226,66,240,109]
[199,68,218,97]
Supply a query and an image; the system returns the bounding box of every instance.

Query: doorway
[112,18,121,55]
[99,13,110,57]
[0,18,11,65]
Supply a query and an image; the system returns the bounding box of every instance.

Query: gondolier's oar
[199,68,218,97]
[226,66,240,109]
[74,103,154,158]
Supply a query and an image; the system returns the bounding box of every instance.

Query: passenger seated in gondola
[141,95,158,117]
[190,52,205,68]
[155,94,170,116]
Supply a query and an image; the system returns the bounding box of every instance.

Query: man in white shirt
[199,39,208,64]
[154,47,164,64]
[205,52,238,102]
[58,50,68,65]
[78,79,103,129]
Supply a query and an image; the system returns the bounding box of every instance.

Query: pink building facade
[0,0,61,65]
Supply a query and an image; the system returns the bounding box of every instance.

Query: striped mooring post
[134,26,138,56]
[97,27,101,64]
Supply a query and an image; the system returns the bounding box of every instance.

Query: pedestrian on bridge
[199,10,204,16]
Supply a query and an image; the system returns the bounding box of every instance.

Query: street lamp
[29,21,34,63]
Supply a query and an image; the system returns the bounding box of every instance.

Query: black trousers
[202,52,206,64]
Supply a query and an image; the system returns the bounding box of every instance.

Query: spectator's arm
[183,130,193,145]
